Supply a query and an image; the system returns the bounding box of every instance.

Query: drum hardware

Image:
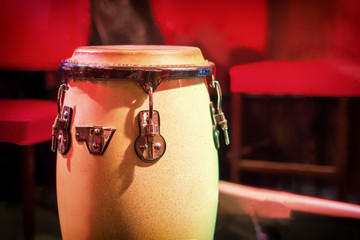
[52,84,73,155]
[135,87,166,162]
[210,102,221,149]
[138,70,170,93]
[209,75,230,149]
[75,126,116,155]
[59,62,212,94]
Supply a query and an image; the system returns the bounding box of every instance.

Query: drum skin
[56,46,219,239]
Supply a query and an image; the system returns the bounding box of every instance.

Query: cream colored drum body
[55,46,220,239]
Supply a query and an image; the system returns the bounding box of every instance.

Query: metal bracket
[75,126,116,155]
[210,102,220,149]
[52,105,73,155]
[135,110,166,162]
[135,87,166,162]
[138,70,170,93]
[210,76,230,149]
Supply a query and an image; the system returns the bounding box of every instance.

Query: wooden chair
[0,99,58,239]
[0,1,90,239]
[229,60,360,199]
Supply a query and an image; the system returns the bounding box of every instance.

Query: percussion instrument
[52,45,229,239]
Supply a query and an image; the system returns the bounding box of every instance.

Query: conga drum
[52,45,229,239]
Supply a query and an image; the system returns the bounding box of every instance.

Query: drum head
[65,45,210,67]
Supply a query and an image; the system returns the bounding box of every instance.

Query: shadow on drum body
[71,78,147,187]
[65,104,76,172]
[59,78,148,238]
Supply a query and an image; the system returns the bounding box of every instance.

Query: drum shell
[56,76,219,239]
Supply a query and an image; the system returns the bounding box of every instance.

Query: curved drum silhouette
[54,46,222,239]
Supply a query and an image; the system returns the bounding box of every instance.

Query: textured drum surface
[56,46,219,239]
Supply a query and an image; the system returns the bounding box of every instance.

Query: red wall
[269,0,360,64]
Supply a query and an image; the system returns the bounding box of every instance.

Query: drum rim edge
[59,61,216,92]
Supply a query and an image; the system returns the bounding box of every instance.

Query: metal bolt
[94,128,101,135]
[63,111,68,119]
[92,142,100,150]
[154,142,161,150]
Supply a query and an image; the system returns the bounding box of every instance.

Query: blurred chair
[149,0,360,201]
[0,100,58,239]
[0,1,90,239]
[229,60,360,199]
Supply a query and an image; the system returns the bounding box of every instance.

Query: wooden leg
[336,98,348,200]
[230,93,242,183]
[21,145,35,240]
